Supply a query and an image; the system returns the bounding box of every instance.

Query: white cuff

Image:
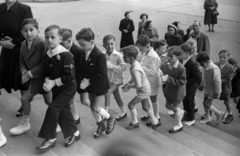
[28,71,33,78]
[55,78,63,86]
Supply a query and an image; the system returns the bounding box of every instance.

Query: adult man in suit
[179,43,202,126]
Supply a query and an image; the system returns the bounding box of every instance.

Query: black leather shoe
[16,107,23,117]
[116,113,127,121]
[141,115,150,121]
[168,126,183,133]
[146,120,153,127]
[125,122,139,130]
[152,119,161,130]
[36,139,56,152]
[75,118,80,124]
[94,120,106,138]
[65,133,81,147]
[106,116,116,135]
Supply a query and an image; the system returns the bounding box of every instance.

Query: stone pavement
[1,0,240,155]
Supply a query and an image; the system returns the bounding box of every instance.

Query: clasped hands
[0,36,15,49]
[80,78,90,89]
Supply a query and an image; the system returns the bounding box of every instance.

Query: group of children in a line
[0,18,240,151]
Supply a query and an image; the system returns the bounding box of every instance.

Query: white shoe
[200,117,212,124]
[9,120,30,135]
[56,124,61,133]
[168,110,174,116]
[0,134,7,148]
[184,120,195,126]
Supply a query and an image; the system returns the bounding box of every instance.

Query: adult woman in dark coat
[164,24,182,47]
[0,0,33,114]
[141,20,159,46]
[204,0,218,32]
[137,13,148,39]
[119,11,135,48]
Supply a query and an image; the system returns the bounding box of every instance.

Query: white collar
[205,60,213,70]
[103,49,118,56]
[171,60,179,68]
[143,47,155,57]
[47,45,69,58]
[220,62,227,69]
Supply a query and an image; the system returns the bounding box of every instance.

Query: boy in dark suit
[76,28,116,138]
[9,18,51,136]
[179,43,202,126]
[215,50,234,124]
[36,25,80,151]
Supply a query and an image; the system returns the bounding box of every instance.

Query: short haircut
[228,57,238,66]
[193,20,201,27]
[121,45,138,59]
[21,18,38,29]
[44,25,62,36]
[153,39,166,50]
[140,13,148,20]
[103,34,115,44]
[180,43,192,54]
[124,11,131,17]
[219,50,230,57]
[61,28,72,41]
[196,52,210,63]
[75,28,95,41]
[135,35,150,46]
[143,20,152,29]
[187,38,197,46]
[168,46,182,57]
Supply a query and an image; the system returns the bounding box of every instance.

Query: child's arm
[108,55,127,73]
[187,62,202,85]
[212,67,222,98]
[19,48,27,75]
[221,66,234,86]
[167,68,186,86]
[142,57,159,76]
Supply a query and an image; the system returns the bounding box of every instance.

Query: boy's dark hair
[140,13,148,20]
[168,46,182,57]
[172,21,180,28]
[219,50,230,57]
[196,52,210,63]
[103,34,115,44]
[135,35,150,46]
[75,28,95,41]
[61,28,72,41]
[153,39,166,50]
[121,45,138,59]
[44,25,63,36]
[180,43,192,54]
[228,58,238,66]
[21,18,38,29]
[124,11,131,17]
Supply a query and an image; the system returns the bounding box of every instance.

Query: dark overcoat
[204,0,218,25]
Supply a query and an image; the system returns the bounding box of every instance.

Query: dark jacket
[184,57,202,86]
[190,31,210,55]
[119,18,135,48]
[164,33,182,47]
[0,1,33,93]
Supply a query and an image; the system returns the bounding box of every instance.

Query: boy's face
[136,44,149,54]
[179,51,189,60]
[192,43,197,53]
[77,39,94,52]
[198,61,208,68]
[21,24,39,42]
[45,29,62,49]
[219,53,229,65]
[61,39,71,49]
[156,45,167,56]
[103,39,115,53]
[123,53,131,64]
[167,52,178,64]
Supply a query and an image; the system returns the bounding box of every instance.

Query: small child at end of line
[215,50,234,124]
[9,18,52,136]
[103,34,127,121]
[196,52,224,125]
[121,45,161,130]
[161,46,186,133]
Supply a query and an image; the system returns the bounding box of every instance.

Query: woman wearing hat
[164,24,182,47]
[137,13,148,39]
[141,20,159,46]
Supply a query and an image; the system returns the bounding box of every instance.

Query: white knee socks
[147,109,158,124]
[130,109,138,124]
[98,108,110,119]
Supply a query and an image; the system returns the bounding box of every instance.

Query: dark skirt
[0,47,30,93]
[204,9,218,25]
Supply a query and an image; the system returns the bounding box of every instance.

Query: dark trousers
[183,84,198,121]
[38,85,77,140]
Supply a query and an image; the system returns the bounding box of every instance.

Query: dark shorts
[77,88,87,94]
[88,90,108,96]
[219,93,230,102]
[165,98,181,110]
[29,79,46,95]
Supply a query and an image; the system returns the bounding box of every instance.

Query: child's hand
[213,93,220,99]
[80,78,90,89]
[107,61,115,69]
[22,72,30,84]
[137,86,146,94]
[198,85,204,91]
[122,83,131,92]
[43,78,55,92]
[162,75,168,84]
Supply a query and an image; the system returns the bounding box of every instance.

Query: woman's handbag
[213,10,219,16]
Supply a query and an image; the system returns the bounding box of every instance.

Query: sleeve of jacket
[112,55,127,73]
[142,57,159,76]
[30,42,47,78]
[167,67,186,86]
[203,35,211,55]
[119,20,124,32]
[19,42,27,74]
[89,53,107,86]
[222,65,234,85]
[129,20,135,32]
[187,62,202,85]
[213,67,222,95]
[11,6,33,46]
[55,53,75,86]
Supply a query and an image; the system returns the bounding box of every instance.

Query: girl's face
[142,15,147,21]
[103,39,115,53]
[168,27,175,35]
[167,52,178,64]
[219,53,229,65]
